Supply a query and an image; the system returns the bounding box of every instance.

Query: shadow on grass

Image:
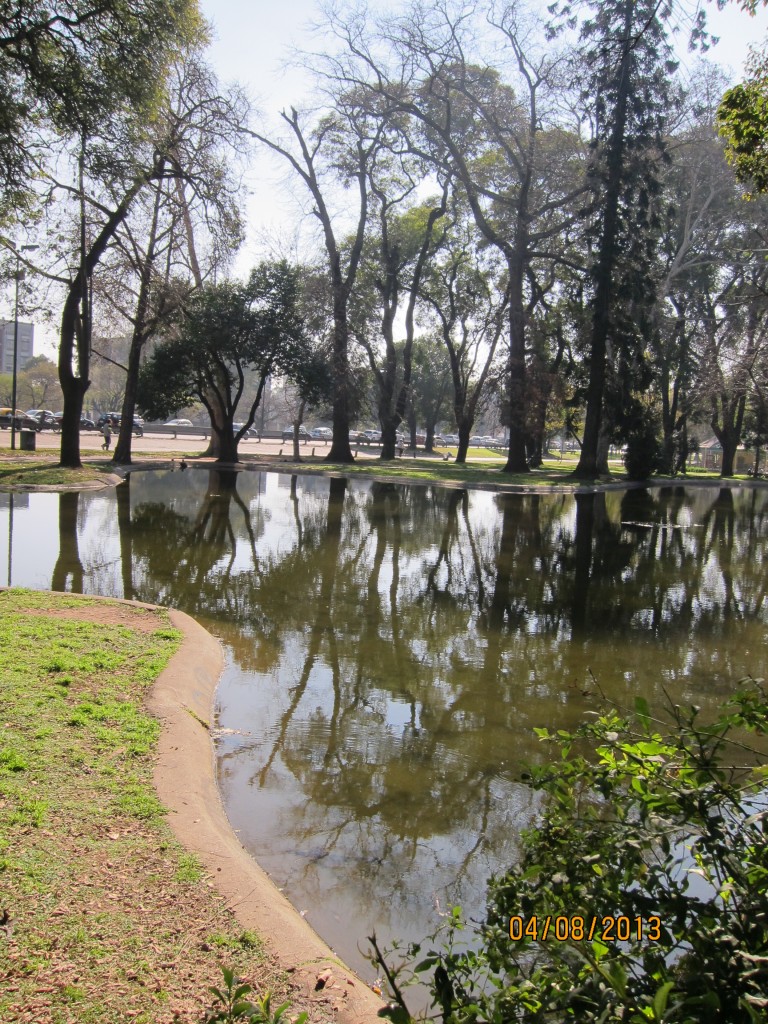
[0,460,116,487]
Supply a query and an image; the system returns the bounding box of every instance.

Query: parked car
[96,412,144,436]
[48,411,95,430]
[0,407,41,431]
[362,429,382,443]
[442,434,460,445]
[26,409,59,431]
[97,412,120,428]
[310,427,332,440]
[282,426,311,442]
[233,422,258,439]
[164,418,193,427]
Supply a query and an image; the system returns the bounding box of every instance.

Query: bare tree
[106,55,248,465]
[316,1,587,473]
[250,91,392,463]
[420,213,509,463]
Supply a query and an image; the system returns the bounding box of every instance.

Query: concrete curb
[149,606,385,1024]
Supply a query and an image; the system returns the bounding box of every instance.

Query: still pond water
[2,469,767,980]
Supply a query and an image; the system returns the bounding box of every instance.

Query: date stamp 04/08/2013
[509,915,662,943]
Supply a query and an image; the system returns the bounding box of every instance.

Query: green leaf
[652,981,676,1020]
[634,696,651,729]
[378,1005,412,1024]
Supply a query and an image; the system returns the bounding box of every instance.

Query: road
[0,430,376,459]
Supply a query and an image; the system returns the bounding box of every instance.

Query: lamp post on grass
[10,244,39,451]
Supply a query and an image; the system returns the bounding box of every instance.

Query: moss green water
[2,471,767,984]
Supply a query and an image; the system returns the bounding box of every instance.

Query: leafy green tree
[718,77,768,193]
[408,334,452,452]
[718,0,768,194]
[0,0,202,222]
[15,354,62,410]
[138,261,309,462]
[562,0,677,479]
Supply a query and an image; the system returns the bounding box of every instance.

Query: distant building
[695,436,755,474]
[0,320,35,375]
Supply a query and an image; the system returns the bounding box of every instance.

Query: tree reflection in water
[51,491,85,593]
[33,470,768,980]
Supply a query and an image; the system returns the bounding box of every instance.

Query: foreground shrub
[624,420,663,481]
[373,683,768,1023]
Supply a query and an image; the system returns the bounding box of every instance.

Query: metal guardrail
[142,424,211,439]
[140,425,285,441]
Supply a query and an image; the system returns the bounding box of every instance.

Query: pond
[3,470,768,982]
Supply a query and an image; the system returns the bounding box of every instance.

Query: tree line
[2,0,768,475]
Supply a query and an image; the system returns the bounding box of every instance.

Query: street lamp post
[10,244,38,451]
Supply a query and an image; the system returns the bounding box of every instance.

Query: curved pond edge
[147,601,385,1023]
[6,588,385,1023]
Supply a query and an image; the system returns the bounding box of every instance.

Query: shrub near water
[376,684,768,1024]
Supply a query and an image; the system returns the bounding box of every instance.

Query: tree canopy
[0,0,203,219]
[138,260,310,461]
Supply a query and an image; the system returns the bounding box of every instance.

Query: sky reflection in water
[2,471,768,981]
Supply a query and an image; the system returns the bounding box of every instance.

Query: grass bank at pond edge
[0,589,283,1024]
[213,454,737,491]
[0,449,743,493]
[0,459,120,489]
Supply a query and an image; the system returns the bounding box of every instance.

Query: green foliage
[174,851,203,884]
[0,0,203,219]
[374,683,768,1023]
[206,966,307,1024]
[624,418,663,481]
[718,80,768,193]
[138,260,310,449]
[0,747,28,773]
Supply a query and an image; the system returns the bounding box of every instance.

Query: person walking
[101,422,112,451]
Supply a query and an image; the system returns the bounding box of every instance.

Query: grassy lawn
[0,589,283,1024]
[0,447,738,493]
[250,452,733,489]
[0,460,118,488]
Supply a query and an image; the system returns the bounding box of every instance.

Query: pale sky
[198,0,768,267]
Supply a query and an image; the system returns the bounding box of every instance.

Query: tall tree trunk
[174,174,227,460]
[326,289,355,462]
[712,393,747,478]
[114,172,166,466]
[292,398,307,460]
[58,156,156,468]
[503,254,529,473]
[574,1,635,480]
[455,418,472,465]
